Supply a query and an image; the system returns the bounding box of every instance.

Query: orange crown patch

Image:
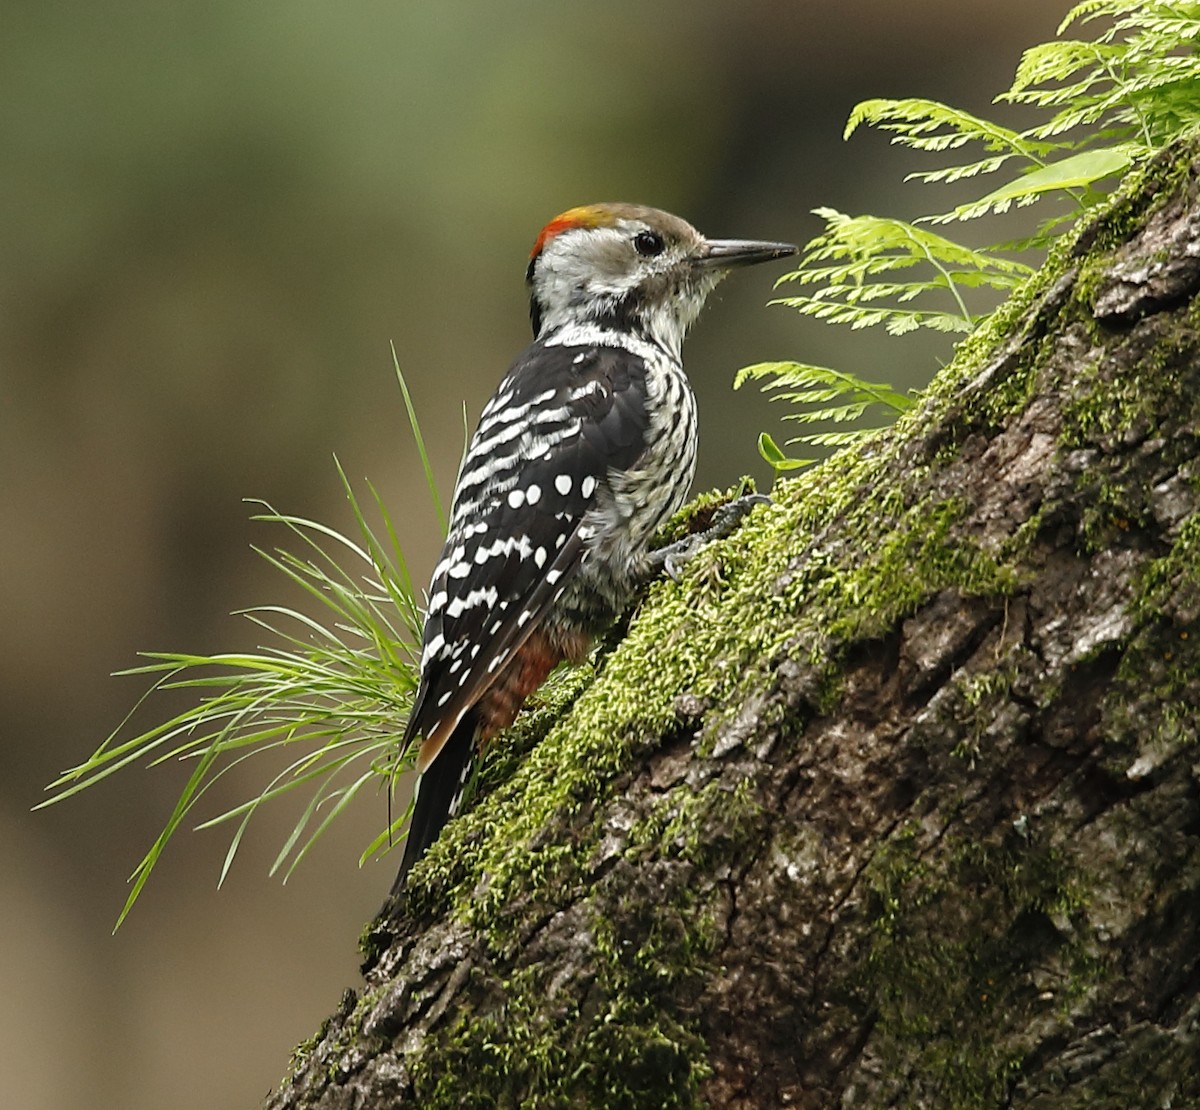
[529,204,615,259]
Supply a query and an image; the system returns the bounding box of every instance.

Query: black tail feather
[390,717,476,896]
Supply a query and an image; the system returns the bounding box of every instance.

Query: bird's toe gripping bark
[647,493,771,582]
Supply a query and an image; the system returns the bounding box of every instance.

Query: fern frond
[1006,39,1122,97]
[905,153,1023,186]
[845,98,1050,159]
[737,362,917,473]
[934,144,1138,222]
[798,428,885,448]
[735,362,915,425]
[775,210,1032,334]
[746,0,1200,478]
[1007,2,1200,151]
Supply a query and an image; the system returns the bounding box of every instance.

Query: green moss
[1061,331,1191,453]
[412,859,717,1109]
[385,447,1028,1104]
[627,776,764,874]
[367,140,1200,1107]
[473,664,597,796]
[300,986,389,1088]
[1058,259,1200,551]
[945,663,1020,764]
[653,477,760,545]
[417,966,706,1109]
[405,452,1022,921]
[862,824,1095,1107]
[390,357,1034,1104]
[1102,512,1200,754]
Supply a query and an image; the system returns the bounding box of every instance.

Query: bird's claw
[649,493,771,581]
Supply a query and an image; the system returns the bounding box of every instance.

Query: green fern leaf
[736,361,916,435]
[773,210,1032,334]
[844,98,1048,158]
[954,145,1137,219]
[756,431,815,473]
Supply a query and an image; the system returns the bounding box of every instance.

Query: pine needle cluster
[39,356,436,925]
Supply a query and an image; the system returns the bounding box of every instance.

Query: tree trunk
[266,141,1200,1109]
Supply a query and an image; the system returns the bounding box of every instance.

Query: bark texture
[267,142,1200,1108]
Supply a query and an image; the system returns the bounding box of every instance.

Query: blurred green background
[4,2,1058,1105]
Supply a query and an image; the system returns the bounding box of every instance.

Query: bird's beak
[698,237,798,270]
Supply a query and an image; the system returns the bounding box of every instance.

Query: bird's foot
[647,494,771,582]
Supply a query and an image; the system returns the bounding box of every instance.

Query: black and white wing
[405,341,651,771]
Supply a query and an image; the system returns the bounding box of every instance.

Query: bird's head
[526,203,796,356]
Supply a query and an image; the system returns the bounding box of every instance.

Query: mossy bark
[267,140,1200,1109]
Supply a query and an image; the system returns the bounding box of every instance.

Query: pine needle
[37,370,442,926]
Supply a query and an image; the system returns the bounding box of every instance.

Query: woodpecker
[391,202,795,893]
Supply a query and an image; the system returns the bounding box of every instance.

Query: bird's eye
[633,230,665,258]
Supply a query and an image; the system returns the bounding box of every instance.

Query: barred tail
[390,715,477,896]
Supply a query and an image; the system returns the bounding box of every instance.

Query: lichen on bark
[267,139,1200,1109]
